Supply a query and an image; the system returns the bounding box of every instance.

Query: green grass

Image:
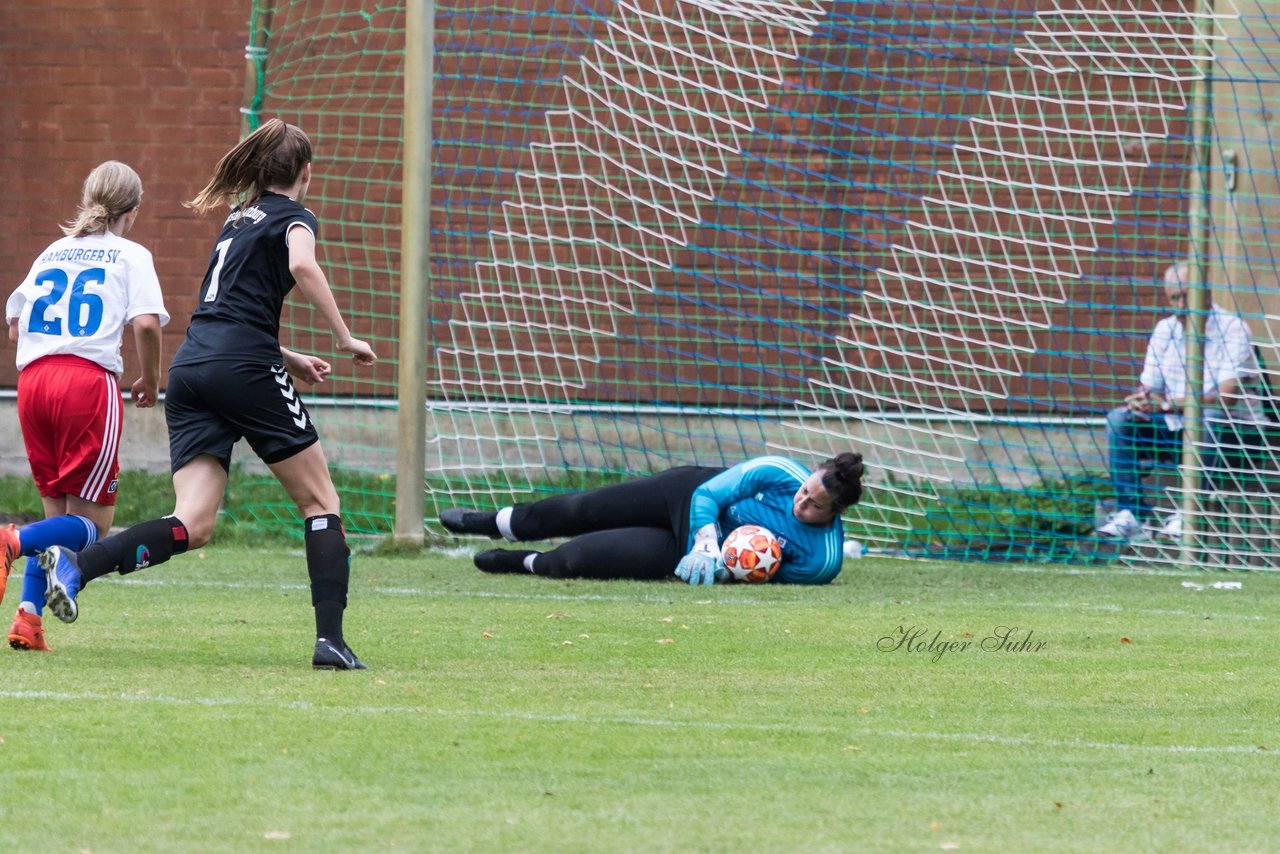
[0,469,379,544]
[1,549,1277,851]
[0,467,1119,560]
[0,467,628,542]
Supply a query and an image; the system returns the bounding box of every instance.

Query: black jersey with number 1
[171,191,318,368]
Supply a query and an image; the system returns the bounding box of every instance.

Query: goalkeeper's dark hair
[817,452,865,511]
[186,118,313,215]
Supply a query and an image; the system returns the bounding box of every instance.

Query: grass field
[1,545,1277,852]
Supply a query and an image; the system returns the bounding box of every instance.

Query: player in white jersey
[2,160,168,650]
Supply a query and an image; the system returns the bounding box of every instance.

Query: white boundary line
[103,575,1280,621]
[0,689,1271,758]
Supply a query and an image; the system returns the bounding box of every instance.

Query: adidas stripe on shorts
[17,354,123,504]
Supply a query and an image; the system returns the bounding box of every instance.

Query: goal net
[246,0,1280,569]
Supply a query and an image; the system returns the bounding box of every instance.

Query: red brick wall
[0,0,247,388]
[3,2,1191,415]
[420,1,1192,412]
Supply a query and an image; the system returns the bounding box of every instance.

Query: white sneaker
[1096,509,1148,540]
[1158,511,1182,540]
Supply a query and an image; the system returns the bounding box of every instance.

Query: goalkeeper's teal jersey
[685,456,845,585]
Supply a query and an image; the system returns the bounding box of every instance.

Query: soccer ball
[720,524,782,583]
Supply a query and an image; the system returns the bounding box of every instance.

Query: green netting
[246,0,1280,568]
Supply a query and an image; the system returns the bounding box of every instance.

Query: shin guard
[79,517,190,582]
[305,514,350,642]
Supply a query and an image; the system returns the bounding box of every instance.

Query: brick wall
[421,1,1192,412]
[0,0,247,388]
[2,2,1191,415]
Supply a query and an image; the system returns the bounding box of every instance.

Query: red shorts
[17,354,123,505]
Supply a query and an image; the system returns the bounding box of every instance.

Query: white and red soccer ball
[720,524,783,583]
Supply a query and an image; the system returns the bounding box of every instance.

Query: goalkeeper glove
[674,524,722,586]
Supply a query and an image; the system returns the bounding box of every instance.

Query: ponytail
[61,161,142,237]
[186,118,313,215]
[818,452,865,511]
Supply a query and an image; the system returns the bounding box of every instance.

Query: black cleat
[312,638,368,670]
[440,507,502,538]
[474,549,540,575]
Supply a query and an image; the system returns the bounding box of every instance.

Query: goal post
[394,0,435,545]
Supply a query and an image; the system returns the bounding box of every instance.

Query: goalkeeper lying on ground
[439,453,864,585]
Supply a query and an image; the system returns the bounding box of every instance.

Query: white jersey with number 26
[6,232,169,373]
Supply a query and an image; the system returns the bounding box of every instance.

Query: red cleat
[0,524,21,605]
[8,609,51,652]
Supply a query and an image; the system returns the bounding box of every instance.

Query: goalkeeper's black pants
[508,466,724,580]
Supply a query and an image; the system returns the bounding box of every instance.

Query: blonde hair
[186,118,313,215]
[61,161,142,237]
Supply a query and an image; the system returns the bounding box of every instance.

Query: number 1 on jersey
[205,237,233,302]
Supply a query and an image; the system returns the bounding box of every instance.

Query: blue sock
[15,517,98,618]
[17,515,98,555]
[19,557,45,614]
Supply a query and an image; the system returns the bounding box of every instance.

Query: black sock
[305,514,349,644]
[78,516,190,582]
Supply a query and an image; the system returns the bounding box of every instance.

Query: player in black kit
[38,119,378,670]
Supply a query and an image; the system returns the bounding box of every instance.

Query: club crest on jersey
[135,545,151,570]
[108,480,118,494]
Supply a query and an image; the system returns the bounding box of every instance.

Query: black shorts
[165,360,319,473]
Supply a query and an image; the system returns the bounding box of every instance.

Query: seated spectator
[1097,263,1267,540]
